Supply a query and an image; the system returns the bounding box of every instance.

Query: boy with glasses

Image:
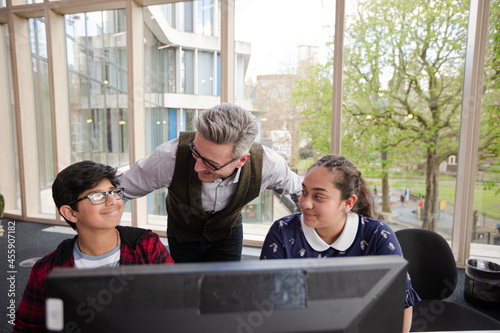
[119,103,303,263]
[15,161,173,332]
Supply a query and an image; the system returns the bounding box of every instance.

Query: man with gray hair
[119,103,302,262]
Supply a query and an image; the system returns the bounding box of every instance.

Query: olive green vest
[165,132,263,243]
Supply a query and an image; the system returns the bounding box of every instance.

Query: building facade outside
[0,1,274,233]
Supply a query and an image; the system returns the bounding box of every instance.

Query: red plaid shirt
[14,226,174,332]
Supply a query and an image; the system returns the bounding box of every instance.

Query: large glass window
[337,1,468,242]
[182,48,194,94]
[184,1,194,33]
[1,0,494,263]
[2,24,21,212]
[472,1,500,257]
[196,0,213,36]
[29,17,54,214]
[198,51,213,95]
[183,109,196,131]
[162,47,176,93]
[65,10,128,167]
[144,105,170,217]
[157,2,175,27]
[143,18,175,217]
[235,0,336,224]
[236,0,335,171]
[235,54,246,99]
[143,2,225,222]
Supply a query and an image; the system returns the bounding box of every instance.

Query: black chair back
[395,229,457,300]
[396,228,500,331]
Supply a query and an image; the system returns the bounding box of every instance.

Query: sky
[234,0,336,82]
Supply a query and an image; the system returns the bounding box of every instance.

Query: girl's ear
[59,205,78,223]
[345,194,358,211]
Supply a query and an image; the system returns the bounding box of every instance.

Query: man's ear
[234,153,250,168]
[59,205,78,223]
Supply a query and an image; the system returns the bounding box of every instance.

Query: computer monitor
[45,256,407,333]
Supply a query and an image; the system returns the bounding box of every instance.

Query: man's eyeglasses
[188,138,240,171]
[67,188,124,206]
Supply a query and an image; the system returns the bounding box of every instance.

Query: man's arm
[260,146,303,209]
[118,138,178,199]
[290,192,301,212]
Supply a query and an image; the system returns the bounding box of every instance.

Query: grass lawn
[408,187,500,221]
[296,159,314,173]
[365,179,500,220]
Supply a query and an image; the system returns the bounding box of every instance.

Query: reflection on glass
[143,2,222,218]
[472,1,500,255]
[183,49,194,94]
[198,51,213,95]
[65,10,128,168]
[145,107,169,155]
[35,17,47,58]
[164,47,176,92]
[2,24,21,210]
[86,12,104,54]
[184,109,196,131]
[196,0,213,36]
[145,2,276,225]
[184,2,194,33]
[29,17,54,214]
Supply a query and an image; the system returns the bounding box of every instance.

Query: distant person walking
[400,193,405,207]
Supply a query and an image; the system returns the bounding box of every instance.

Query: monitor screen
[45,256,407,333]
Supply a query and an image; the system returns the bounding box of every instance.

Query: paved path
[379,194,499,243]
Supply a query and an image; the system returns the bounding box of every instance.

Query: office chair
[395,228,500,332]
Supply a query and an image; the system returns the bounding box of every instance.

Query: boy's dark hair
[52,160,120,230]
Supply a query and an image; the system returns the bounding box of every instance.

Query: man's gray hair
[194,103,258,157]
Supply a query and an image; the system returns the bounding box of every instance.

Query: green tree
[255,73,303,168]
[293,63,334,156]
[340,1,421,214]
[379,0,469,230]
[293,0,475,230]
[479,0,500,193]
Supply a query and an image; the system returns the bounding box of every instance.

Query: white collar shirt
[300,212,359,252]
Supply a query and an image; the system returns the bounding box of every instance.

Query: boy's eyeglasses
[188,138,240,171]
[67,188,124,206]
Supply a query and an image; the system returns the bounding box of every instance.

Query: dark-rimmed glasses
[67,188,124,206]
[188,138,240,171]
